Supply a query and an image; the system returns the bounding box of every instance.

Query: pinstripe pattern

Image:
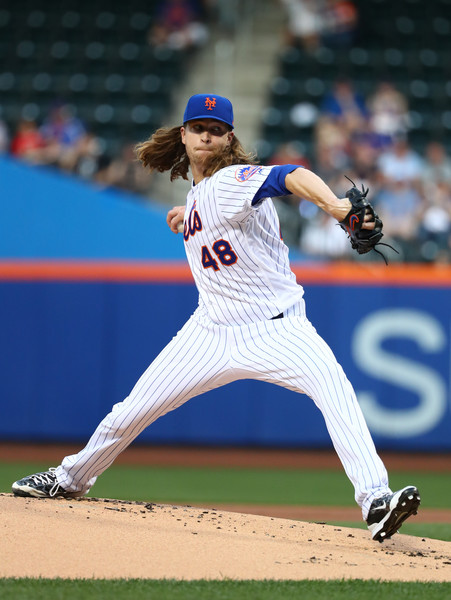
[55,164,390,521]
[185,165,303,325]
[56,309,236,492]
[228,310,389,515]
[56,301,389,519]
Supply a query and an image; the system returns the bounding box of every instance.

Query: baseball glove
[339,177,395,264]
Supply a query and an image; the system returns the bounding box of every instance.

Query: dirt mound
[1,494,450,581]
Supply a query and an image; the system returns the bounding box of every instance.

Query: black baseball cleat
[11,468,80,499]
[367,486,421,542]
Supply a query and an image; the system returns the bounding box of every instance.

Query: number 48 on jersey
[201,240,238,271]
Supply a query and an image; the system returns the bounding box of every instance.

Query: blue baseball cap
[183,93,234,129]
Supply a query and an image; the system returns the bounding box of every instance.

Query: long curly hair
[135,126,258,181]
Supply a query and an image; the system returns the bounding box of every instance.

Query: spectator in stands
[350,119,393,156]
[63,132,105,181]
[149,0,209,50]
[417,180,451,263]
[347,138,381,186]
[320,78,368,136]
[377,133,423,185]
[417,142,451,262]
[40,102,86,168]
[375,133,424,259]
[10,119,48,164]
[321,0,358,48]
[366,81,410,138]
[0,118,8,153]
[314,143,345,186]
[314,115,351,181]
[280,0,324,51]
[300,210,352,259]
[268,140,311,170]
[421,141,451,187]
[374,177,423,261]
[96,143,153,195]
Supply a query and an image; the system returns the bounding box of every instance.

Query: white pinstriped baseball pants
[56,301,390,519]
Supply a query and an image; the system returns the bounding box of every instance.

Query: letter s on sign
[352,309,447,438]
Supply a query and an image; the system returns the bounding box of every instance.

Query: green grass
[3,462,450,508]
[0,579,450,600]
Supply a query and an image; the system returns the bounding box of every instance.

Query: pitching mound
[1,494,450,581]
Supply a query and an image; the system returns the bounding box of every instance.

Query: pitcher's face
[181,119,234,167]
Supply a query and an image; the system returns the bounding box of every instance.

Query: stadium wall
[1,264,449,451]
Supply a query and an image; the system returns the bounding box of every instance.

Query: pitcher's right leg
[13,315,232,498]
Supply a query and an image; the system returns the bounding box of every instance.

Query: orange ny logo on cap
[205,97,216,110]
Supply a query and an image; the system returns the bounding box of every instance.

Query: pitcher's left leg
[232,314,390,520]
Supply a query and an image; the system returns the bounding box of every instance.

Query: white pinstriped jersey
[183,164,304,325]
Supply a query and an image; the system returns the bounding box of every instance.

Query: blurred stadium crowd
[1,0,450,263]
[267,78,451,264]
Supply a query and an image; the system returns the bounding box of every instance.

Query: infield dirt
[1,494,450,582]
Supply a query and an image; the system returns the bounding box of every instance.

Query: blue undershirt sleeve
[252,164,303,206]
